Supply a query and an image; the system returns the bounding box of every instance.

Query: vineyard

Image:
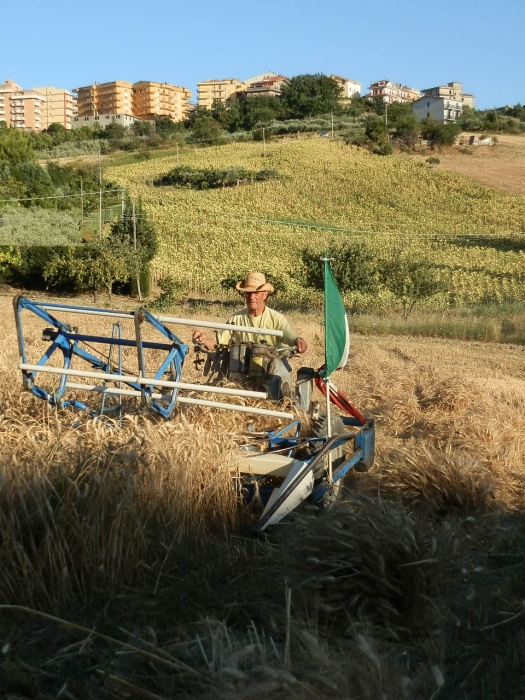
[106,139,525,307]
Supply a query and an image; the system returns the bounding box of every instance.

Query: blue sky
[2,0,523,110]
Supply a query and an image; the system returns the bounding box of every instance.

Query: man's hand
[192,331,216,351]
[294,337,308,353]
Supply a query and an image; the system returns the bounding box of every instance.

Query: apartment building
[330,75,361,99]
[366,80,420,103]
[74,80,133,117]
[412,95,463,124]
[31,86,76,129]
[0,79,46,131]
[244,74,290,98]
[196,78,242,109]
[133,81,191,121]
[421,81,474,108]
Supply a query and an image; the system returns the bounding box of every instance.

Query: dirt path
[408,133,525,194]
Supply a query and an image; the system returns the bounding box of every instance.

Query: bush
[155,166,278,189]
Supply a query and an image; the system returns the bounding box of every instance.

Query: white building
[330,75,361,98]
[71,113,142,129]
[412,96,463,124]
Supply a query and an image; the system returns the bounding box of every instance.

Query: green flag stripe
[324,260,349,377]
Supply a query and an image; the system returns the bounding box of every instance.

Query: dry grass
[1,293,525,698]
[409,133,525,194]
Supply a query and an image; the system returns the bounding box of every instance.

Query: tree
[44,237,129,302]
[394,113,421,148]
[0,129,35,166]
[131,120,154,137]
[11,162,55,207]
[302,241,379,295]
[379,253,446,319]
[365,116,388,145]
[110,199,158,298]
[280,74,342,118]
[155,116,185,140]
[189,115,225,145]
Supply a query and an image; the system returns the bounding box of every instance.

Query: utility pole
[98,150,102,234]
[121,189,125,218]
[132,200,142,302]
[80,178,84,222]
[262,127,266,158]
[331,112,334,139]
[385,102,388,126]
[176,142,179,166]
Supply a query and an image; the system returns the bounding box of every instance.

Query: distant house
[411,96,463,124]
[330,75,361,99]
[365,80,420,103]
[420,81,474,109]
[244,73,290,98]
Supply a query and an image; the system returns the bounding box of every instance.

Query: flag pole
[322,254,333,484]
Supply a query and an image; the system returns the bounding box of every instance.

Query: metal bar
[39,304,133,319]
[23,300,284,336]
[155,314,284,337]
[59,332,176,351]
[20,364,267,398]
[65,382,293,419]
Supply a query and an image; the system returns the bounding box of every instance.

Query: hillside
[106,140,525,305]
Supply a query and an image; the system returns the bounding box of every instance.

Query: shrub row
[155,165,278,190]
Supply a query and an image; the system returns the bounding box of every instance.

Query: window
[95,116,99,121]
[106,115,110,119]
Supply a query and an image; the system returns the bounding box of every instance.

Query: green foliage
[155,116,185,140]
[44,237,129,301]
[148,276,186,311]
[1,245,73,288]
[186,113,226,145]
[379,252,447,319]
[426,157,440,165]
[394,113,421,148]
[0,208,81,245]
[0,246,21,275]
[365,116,388,145]
[302,242,379,295]
[301,241,448,317]
[11,162,55,206]
[280,74,342,119]
[0,129,35,166]
[421,118,462,146]
[156,165,278,189]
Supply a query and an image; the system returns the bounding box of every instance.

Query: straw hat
[235,272,274,294]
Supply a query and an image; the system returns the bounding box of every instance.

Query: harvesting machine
[13,294,375,532]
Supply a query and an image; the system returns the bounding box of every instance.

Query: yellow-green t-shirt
[217,306,299,347]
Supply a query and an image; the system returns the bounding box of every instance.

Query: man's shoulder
[225,308,250,324]
[263,306,288,324]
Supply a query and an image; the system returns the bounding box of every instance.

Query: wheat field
[1,292,525,698]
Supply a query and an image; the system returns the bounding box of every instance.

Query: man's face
[244,290,268,315]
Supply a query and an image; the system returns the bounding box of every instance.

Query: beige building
[0,79,46,131]
[421,81,474,108]
[74,80,191,122]
[196,78,242,109]
[330,75,361,99]
[31,86,76,129]
[366,80,420,103]
[132,81,191,121]
[74,80,134,117]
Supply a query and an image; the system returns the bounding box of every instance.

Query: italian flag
[323,259,350,377]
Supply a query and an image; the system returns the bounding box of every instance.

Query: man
[192,272,308,353]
